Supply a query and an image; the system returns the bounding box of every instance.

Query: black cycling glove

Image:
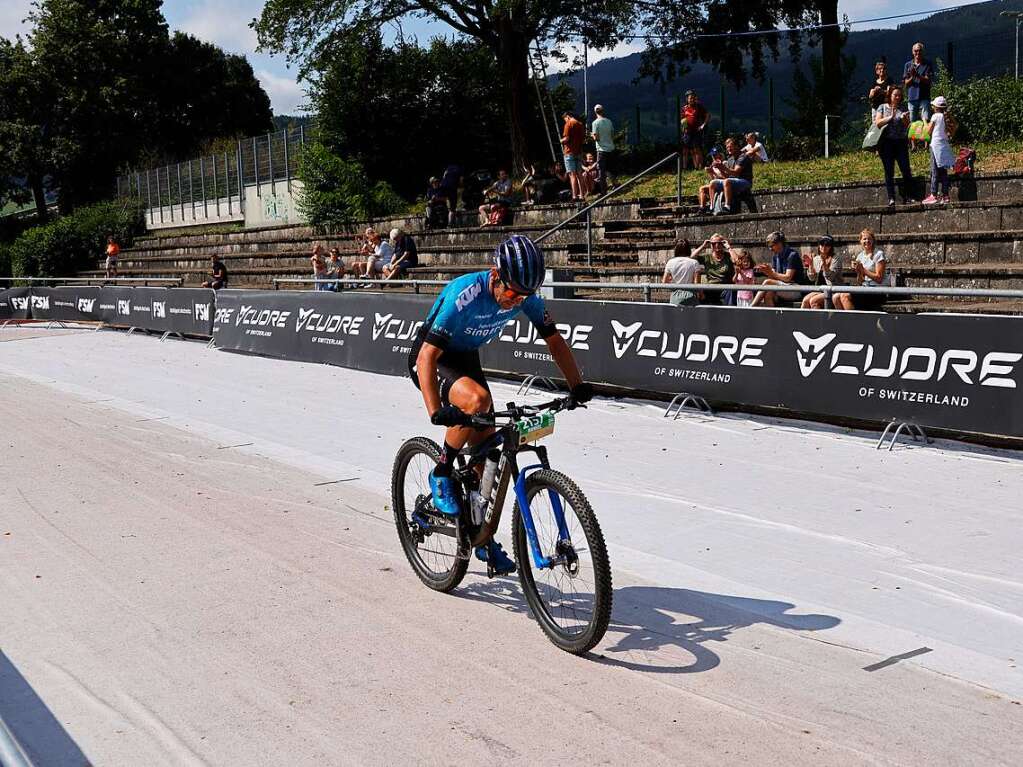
[568,382,594,409]
[431,404,471,427]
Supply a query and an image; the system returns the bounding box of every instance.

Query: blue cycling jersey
[423,270,555,353]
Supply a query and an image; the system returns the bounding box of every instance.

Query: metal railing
[535,151,681,266]
[268,276,1023,307]
[115,125,307,227]
[1,276,183,287]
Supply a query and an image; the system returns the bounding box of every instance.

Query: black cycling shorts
[408,335,490,407]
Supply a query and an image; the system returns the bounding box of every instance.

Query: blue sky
[0,0,986,115]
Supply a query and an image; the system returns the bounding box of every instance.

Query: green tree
[254,0,635,167]
[640,0,847,116]
[307,33,569,197]
[0,38,51,219]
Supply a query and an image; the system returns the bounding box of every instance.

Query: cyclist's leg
[438,353,495,455]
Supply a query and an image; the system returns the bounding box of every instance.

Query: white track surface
[1,326,1021,766]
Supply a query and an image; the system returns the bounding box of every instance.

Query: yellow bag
[907,120,932,142]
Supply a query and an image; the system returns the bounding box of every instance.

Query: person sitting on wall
[692,233,734,305]
[750,231,808,307]
[479,169,513,227]
[714,137,755,215]
[384,228,419,280]
[202,255,228,290]
[696,147,728,214]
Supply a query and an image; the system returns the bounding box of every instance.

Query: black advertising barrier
[98,287,214,335]
[0,288,32,320]
[25,286,101,323]
[212,289,426,376]
[212,289,1023,438]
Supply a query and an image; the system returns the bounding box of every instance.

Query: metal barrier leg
[876,421,932,451]
[206,337,217,350]
[664,393,714,419]
[516,376,558,397]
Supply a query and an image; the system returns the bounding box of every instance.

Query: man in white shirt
[662,239,703,306]
[590,104,615,194]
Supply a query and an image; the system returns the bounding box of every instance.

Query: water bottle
[479,450,501,500]
[469,490,486,526]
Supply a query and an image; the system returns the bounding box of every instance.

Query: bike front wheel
[512,469,612,654]
[391,436,469,592]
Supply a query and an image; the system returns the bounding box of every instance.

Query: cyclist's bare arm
[416,341,444,416]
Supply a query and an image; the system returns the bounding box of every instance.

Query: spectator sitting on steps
[310,244,332,291]
[383,228,418,281]
[202,255,228,290]
[479,169,513,226]
[750,231,808,307]
[841,228,888,311]
[327,247,346,290]
[425,177,451,229]
[692,233,734,305]
[743,132,769,163]
[662,238,703,307]
[800,235,846,310]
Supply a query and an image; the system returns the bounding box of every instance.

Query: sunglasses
[498,281,531,302]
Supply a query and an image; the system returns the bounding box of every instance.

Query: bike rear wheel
[391,436,469,592]
[512,469,612,654]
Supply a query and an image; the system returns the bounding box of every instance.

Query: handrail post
[676,154,683,208]
[644,284,651,303]
[586,208,592,267]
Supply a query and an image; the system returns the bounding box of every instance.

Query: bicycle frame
[455,403,573,570]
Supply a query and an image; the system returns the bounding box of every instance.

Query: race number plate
[515,412,555,444]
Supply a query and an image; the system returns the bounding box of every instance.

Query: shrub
[8,199,146,278]
[297,141,405,229]
[932,63,1023,144]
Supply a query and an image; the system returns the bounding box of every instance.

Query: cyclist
[409,234,593,574]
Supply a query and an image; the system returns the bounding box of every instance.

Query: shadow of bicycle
[455,579,840,674]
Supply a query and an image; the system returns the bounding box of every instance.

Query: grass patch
[627,140,1021,199]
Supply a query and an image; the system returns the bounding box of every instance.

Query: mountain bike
[391,396,612,654]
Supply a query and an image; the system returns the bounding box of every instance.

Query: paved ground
[1,326,1021,765]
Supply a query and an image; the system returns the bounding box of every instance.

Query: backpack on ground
[952,147,976,176]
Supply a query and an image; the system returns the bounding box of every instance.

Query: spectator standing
[923,96,955,205]
[384,228,418,280]
[310,243,332,291]
[590,104,615,193]
[560,111,586,201]
[801,235,846,309]
[202,255,228,290]
[104,235,120,279]
[439,164,462,220]
[662,239,703,307]
[692,234,734,305]
[903,43,933,135]
[751,231,808,307]
[875,87,913,207]
[731,249,757,307]
[425,177,450,229]
[840,228,888,311]
[680,90,709,170]
[868,60,895,115]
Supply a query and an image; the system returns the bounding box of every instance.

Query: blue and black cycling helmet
[494,235,545,294]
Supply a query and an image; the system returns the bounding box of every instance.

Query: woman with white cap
[923,96,955,205]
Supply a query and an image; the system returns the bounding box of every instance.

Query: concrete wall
[244,180,307,229]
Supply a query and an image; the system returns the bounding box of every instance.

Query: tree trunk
[818,0,843,116]
[29,173,48,223]
[494,17,533,173]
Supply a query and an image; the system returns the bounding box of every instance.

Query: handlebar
[467,395,579,429]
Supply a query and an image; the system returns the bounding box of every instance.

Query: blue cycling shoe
[428,470,461,517]
[475,541,517,576]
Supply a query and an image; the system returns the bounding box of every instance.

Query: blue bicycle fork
[513,464,572,569]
